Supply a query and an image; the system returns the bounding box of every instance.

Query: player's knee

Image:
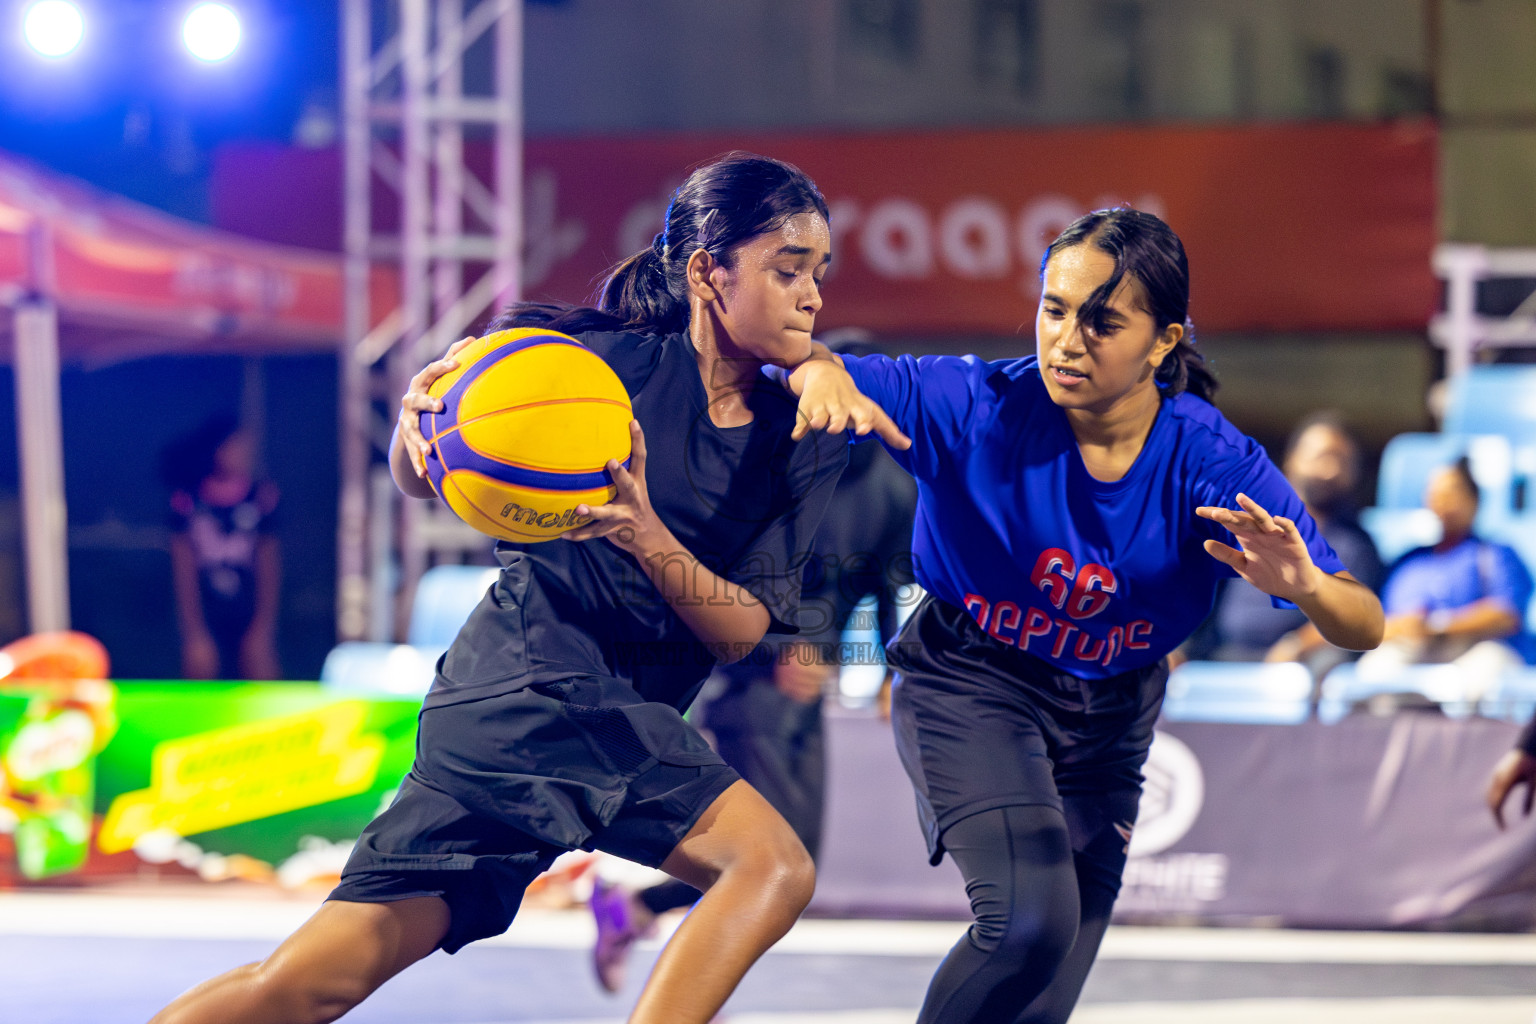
[736,827,816,913]
[253,959,375,1024]
[773,838,817,913]
[970,896,1078,976]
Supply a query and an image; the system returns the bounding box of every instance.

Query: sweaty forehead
[770,212,831,253]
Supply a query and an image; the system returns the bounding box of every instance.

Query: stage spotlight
[183,2,240,62]
[23,1,84,58]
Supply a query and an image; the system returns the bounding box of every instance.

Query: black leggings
[916,804,1118,1024]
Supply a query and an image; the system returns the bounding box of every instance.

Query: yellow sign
[99,701,385,854]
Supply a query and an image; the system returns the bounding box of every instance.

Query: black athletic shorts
[331,675,740,953]
[887,595,1167,875]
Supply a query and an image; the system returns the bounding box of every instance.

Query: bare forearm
[1433,599,1521,642]
[633,529,771,660]
[783,341,842,397]
[390,425,436,499]
[1293,571,1384,651]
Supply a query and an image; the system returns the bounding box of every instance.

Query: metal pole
[396,0,431,640]
[14,298,70,633]
[494,0,523,308]
[1438,243,1485,379]
[338,0,373,642]
[434,0,465,345]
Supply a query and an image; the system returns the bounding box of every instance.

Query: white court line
[1067,996,1536,1023]
[388,1000,1536,1024]
[7,892,1536,965]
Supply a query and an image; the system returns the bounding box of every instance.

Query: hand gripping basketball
[410,329,635,543]
[560,420,664,556]
[399,336,477,478]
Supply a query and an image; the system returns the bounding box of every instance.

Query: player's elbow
[714,607,772,664]
[1350,601,1386,651]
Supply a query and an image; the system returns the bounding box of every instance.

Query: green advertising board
[94,682,421,871]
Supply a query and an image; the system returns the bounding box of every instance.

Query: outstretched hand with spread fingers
[1196,492,1324,604]
[561,420,668,557]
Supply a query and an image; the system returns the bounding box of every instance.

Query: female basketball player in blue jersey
[781,208,1384,1024]
[150,153,904,1024]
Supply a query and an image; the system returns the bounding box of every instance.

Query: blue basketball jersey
[841,352,1344,678]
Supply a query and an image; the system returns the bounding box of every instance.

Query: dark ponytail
[1449,455,1480,506]
[1042,208,1217,403]
[489,152,829,337]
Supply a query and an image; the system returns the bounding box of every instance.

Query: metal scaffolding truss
[1430,243,1536,377]
[339,0,522,642]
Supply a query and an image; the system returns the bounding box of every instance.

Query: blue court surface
[5,886,1536,1023]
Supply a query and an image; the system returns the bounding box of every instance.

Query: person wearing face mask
[1184,411,1384,689]
[1354,458,1532,699]
[777,207,1384,1024]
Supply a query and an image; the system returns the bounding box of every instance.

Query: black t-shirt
[719,439,919,686]
[427,329,849,711]
[168,479,280,631]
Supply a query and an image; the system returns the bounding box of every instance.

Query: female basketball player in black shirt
[150,152,906,1024]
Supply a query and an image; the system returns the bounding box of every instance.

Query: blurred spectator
[1355,458,1532,700]
[589,344,918,993]
[161,415,282,680]
[1182,411,1383,685]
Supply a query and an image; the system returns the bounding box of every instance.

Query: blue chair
[408,564,500,648]
[1359,506,1441,567]
[1485,669,1536,723]
[1160,661,1312,724]
[1442,366,1536,440]
[1374,432,1514,522]
[835,593,888,704]
[1317,662,1482,723]
[317,564,496,696]
[319,641,443,696]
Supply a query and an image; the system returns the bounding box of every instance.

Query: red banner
[518,124,1437,335]
[215,123,1437,336]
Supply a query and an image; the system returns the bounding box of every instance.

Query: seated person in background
[1355,457,1533,699]
[1182,412,1384,685]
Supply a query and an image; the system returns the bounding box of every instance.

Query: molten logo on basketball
[498,502,593,529]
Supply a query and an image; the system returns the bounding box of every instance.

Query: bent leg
[1013,776,1145,1024]
[150,896,449,1024]
[1011,862,1117,1024]
[626,779,815,1024]
[915,805,1081,1024]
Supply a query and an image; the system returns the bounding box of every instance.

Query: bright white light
[23,1,84,58]
[183,3,241,62]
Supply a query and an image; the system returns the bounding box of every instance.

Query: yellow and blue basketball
[419,328,633,543]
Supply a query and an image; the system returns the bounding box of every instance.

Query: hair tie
[650,232,667,258]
